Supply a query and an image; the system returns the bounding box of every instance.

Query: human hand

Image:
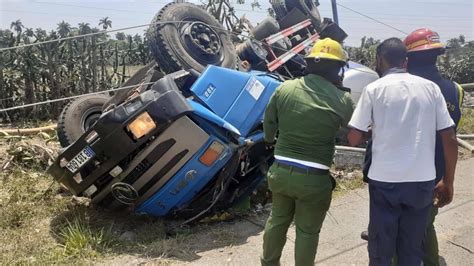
[434,180,454,208]
[265,141,275,150]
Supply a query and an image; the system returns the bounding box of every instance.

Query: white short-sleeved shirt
[349,70,455,183]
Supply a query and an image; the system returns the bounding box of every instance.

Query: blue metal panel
[187,100,241,136]
[225,74,280,136]
[190,66,281,137]
[135,136,234,216]
[190,66,251,117]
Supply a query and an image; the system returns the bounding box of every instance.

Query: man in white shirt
[347,38,458,266]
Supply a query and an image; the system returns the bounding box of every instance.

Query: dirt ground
[0,134,472,265]
[102,157,474,265]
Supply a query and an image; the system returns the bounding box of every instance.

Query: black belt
[274,161,329,175]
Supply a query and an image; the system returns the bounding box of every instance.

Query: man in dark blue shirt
[404,28,464,266]
[360,28,464,266]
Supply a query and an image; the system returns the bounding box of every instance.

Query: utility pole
[331,0,339,25]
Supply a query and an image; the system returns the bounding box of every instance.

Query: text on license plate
[66,146,95,173]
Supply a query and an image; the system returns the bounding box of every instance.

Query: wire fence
[0,16,381,116]
[0,18,304,116]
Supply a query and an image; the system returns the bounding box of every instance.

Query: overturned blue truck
[48,1,378,221]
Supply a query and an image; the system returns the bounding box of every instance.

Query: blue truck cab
[48,65,281,218]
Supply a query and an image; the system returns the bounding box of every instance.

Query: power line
[401,1,472,6]
[341,12,473,19]
[338,0,472,7]
[0,21,185,52]
[0,20,331,111]
[33,0,270,15]
[0,82,154,112]
[0,9,131,20]
[336,3,408,35]
[340,16,473,22]
[34,2,157,15]
[4,1,472,19]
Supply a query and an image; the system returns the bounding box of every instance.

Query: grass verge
[333,170,365,198]
[0,136,367,264]
[459,108,474,134]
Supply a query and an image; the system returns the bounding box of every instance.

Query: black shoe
[361,230,369,241]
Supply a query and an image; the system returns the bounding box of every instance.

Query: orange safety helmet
[404,28,445,53]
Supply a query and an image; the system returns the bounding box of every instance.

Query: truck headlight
[127,112,156,139]
[199,141,225,166]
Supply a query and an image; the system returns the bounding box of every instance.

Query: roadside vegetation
[0,18,151,123]
[0,133,367,264]
[459,108,474,134]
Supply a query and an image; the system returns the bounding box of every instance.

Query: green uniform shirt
[263,74,354,167]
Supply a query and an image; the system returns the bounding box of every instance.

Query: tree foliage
[1,12,472,123]
[347,35,474,84]
[0,18,151,122]
[438,35,474,84]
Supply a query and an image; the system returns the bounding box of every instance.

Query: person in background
[261,38,353,266]
[347,38,458,266]
[404,28,464,266]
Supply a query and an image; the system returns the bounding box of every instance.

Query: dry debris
[1,132,59,171]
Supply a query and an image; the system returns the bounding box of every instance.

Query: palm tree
[22,28,35,44]
[34,28,47,41]
[115,32,126,41]
[133,34,142,44]
[57,21,71,38]
[10,19,24,44]
[99,17,112,30]
[78,22,91,35]
[25,28,34,38]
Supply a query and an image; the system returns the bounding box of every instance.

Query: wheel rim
[180,21,224,65]
[81,108,102,132]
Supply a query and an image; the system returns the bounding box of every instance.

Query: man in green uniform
[261,38,354,266]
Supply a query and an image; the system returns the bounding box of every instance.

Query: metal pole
[461,83,474,92]
[331,0,339,25]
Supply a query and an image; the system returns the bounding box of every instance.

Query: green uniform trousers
[392,206,439,266]
[423,206,439,266]
[261,164,333,266]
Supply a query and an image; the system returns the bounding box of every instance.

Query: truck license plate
[66,146,95,173]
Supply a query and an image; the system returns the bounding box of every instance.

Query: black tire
[251,16,280,41]
[285,0,321,28]
[148,2,237,73]
[270,0,289,21]
[57,95,110,148]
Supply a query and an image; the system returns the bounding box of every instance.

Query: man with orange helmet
[404,28,464,266]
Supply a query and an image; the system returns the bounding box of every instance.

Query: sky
[0,0,473,47]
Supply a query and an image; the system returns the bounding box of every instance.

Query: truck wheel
[57,95,110,148]
[285,0,321,28]
[251,16,280,41]
[148,2,237,73]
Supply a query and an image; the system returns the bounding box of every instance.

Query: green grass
[0,162,194,264]
[459,108,474,134]
[57,215,116,258]
[333,170,365,198]
[0,133,199,264]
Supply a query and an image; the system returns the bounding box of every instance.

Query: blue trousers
[368,179,435,266]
